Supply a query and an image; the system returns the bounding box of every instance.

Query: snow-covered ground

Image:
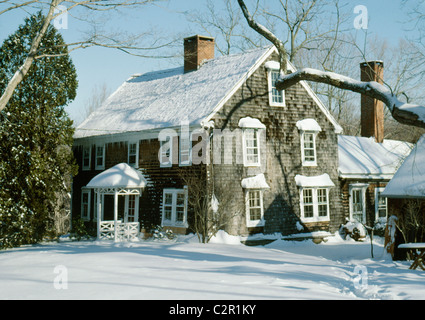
[0,231,424,300]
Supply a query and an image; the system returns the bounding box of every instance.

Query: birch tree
[0,0,174,112]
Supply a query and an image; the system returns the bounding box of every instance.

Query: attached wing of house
[338,135,413,180]
[382,134,425,198]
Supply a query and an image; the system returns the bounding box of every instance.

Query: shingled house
[72,35,346,240]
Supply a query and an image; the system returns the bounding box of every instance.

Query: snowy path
[0,234,424,300]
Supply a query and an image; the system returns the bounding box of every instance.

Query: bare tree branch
[236,0,425,129]
[276,68,425,128]
[0,0,171,112]
[237,0,288,73]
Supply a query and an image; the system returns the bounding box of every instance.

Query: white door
[350,186,367,223]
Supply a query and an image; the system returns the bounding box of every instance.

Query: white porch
[85,163,147,242]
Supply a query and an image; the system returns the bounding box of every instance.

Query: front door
[350,185,367,223]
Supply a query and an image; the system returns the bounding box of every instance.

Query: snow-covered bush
[340,220,367,241]
[152,226,176,241]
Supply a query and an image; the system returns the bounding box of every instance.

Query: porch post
[114,189,118,242]
[135,193,140,225]
[96,190,101,239]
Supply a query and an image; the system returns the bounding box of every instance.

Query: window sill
[247,220,265,228]
[302,161,317,167]
[301,217,330,223]
[269,102,286,107]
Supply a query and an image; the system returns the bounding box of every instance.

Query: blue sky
[0,0,416,125]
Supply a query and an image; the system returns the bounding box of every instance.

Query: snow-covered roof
[241,174,270,189]
[338,135,412,180]
[295,174,335,187]
[86,163,147,189]
[382,134,425,198]
[75,46,275,138]
[74,45,342,139]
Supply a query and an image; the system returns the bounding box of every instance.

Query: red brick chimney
[184,35,215,73]
[360,61,384,143]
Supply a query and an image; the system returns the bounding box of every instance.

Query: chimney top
[184,35,215,73]
[360,61,384,143]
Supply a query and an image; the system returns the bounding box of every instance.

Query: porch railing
[99,220,140,241]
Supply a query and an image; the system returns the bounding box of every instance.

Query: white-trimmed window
[128,141,139,168]
[246,189,265,227]
[161,188,188,227]
[302,132,316,164]
[81,189,91,221]
[296,119,321,167]
[179,135,191,166]
[375,187,387,222]
[268,69,285,106]
[242,129,261,167]
[159,129,177,168]
[82,146,91,171]
[95,144,105,170]
[300,188,330,222]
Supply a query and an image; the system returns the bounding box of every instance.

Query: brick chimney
[184,35,215,73]
[360,61,384,143]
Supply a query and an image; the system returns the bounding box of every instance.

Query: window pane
[352,189,364,222]
[271,71,284,103]
[317,189,327,203]
[96,146,103,166]
[304,205,314,218]
[83,148,90,167]
[250,208,262,221]
[249,191,260,207]
[129,143,137,154]
[378,208,387,218]
[128,143,137,165]
[303,189,313,204]
[176,193,185,206]
[245,130,260,165]
[318,204,327,217]
[303,133,315,162]
[164,206,172,220]
[248,191,262,222]
[303,189,314,218]
[165,193,173,205]
[176,207,184,222]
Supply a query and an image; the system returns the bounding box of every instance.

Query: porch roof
[86,163,147,189]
